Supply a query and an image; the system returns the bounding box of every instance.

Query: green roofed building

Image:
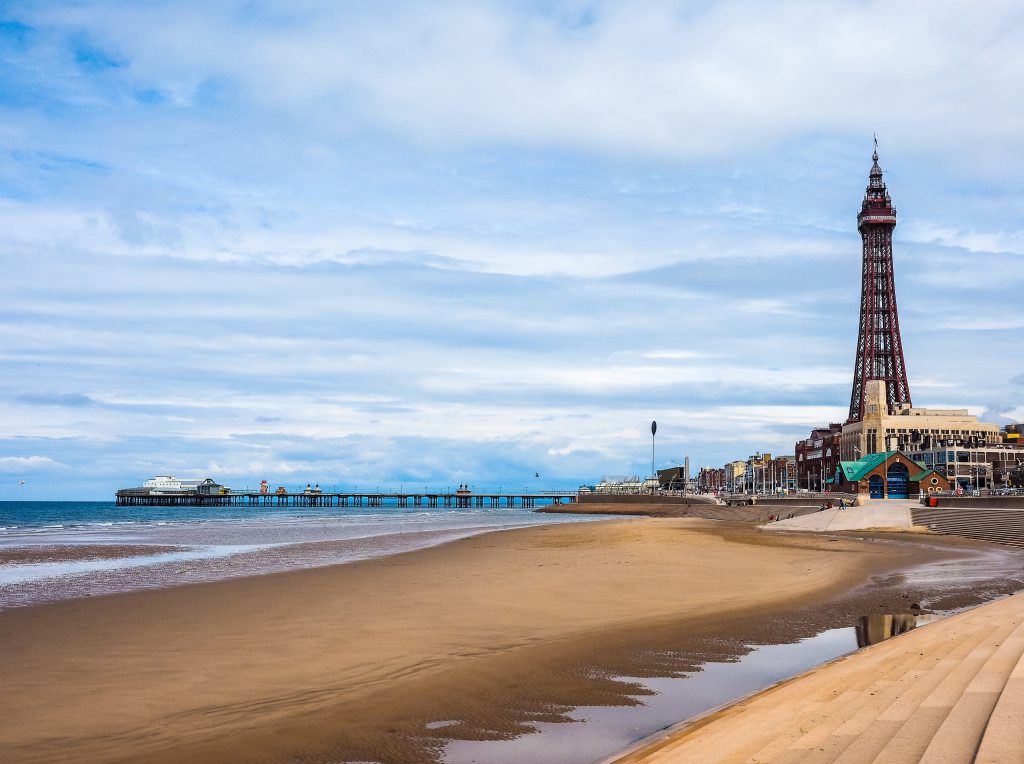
[827,451,950,499]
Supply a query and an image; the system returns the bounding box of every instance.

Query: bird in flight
[534,472,540,478]
[18,480,26,485]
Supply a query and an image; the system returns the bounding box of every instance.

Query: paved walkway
[613,591,1024,763]
[764,499,918,532]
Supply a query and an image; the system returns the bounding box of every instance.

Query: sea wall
[575,493,716,505]
[923,496,1024,509]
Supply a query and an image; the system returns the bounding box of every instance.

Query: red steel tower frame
[848,145,912,423]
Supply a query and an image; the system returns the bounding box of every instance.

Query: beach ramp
[762,500,916,532]
[613,590,1024,764]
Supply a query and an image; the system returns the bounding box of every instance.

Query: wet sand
[538,501,693,516]
[0,544,185,566]
[1,517,1020,764]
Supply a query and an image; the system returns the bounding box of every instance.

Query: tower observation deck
[848,145,912,423]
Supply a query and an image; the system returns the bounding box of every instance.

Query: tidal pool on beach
[440,540,1023,764]
[444,625,861,764]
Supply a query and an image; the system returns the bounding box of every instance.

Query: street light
[650,420,657,493]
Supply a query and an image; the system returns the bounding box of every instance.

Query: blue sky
[2,1,1023,499]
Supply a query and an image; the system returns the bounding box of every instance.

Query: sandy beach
[1,515,1020,764]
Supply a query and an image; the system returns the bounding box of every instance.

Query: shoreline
[2,516,1021,763]
[0,510,613,611]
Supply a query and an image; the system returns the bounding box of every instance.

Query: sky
[2,1,1023,500]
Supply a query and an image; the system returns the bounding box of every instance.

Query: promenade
[614,590,1024,764]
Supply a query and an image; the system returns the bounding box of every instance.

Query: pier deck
[115,490,579,509]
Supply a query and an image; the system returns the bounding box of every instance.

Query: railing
[720,491,857,504]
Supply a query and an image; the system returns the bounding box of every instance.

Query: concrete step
[613,595,1024,764]
[648,611,1001,763]
[915,517,1024,524]
[917,616,1024,763]
[736,621,996,763]
[909,508,1024,549]
[863,618,1022,763]
[914,519,1024,527]
[821,619,1014,764]
[974,638,1024,763]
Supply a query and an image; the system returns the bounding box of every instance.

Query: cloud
[0,455,65,472]
[15,392,99,407]
[976,404,1018,426]
[641,350,706,360]
[902,221,1024,257]
[11,1,1024,169]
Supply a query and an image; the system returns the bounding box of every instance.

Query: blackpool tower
[847,143,912,423]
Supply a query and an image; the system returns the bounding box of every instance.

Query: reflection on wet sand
[855,613,917,647]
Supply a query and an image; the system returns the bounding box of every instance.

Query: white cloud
[18,1,1024,169]
[641,350,706,360]
[0,456,65,472]
[903,221,1024,256]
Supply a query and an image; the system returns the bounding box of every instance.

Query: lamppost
[849,446,862,497]
[650,421,657,493]
[882,437,892,499]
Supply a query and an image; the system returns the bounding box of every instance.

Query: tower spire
[847,142,912,423]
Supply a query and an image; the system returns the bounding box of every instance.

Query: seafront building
[654,466,690,491]
[141,476,226,494]
[838,379,1000,461]
[723,460,747,492]
[828,450,949,498]
[696,466,725,493]
[905,441,1024,490]
[590,476,645,494]
[795,423,843,491]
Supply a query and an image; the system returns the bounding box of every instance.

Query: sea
[0,500,602,610]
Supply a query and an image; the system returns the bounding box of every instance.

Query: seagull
[18,480,26,485]
[534,472,540,478]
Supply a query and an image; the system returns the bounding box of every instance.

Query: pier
[115,489,579,509]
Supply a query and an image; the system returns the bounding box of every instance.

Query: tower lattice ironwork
[848,144,911,423]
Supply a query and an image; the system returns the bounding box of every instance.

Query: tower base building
[840,380,999,461]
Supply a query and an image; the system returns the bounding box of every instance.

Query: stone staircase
[911,507,1024,549]
[614,592,1024,763]
[683,504,824,524]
